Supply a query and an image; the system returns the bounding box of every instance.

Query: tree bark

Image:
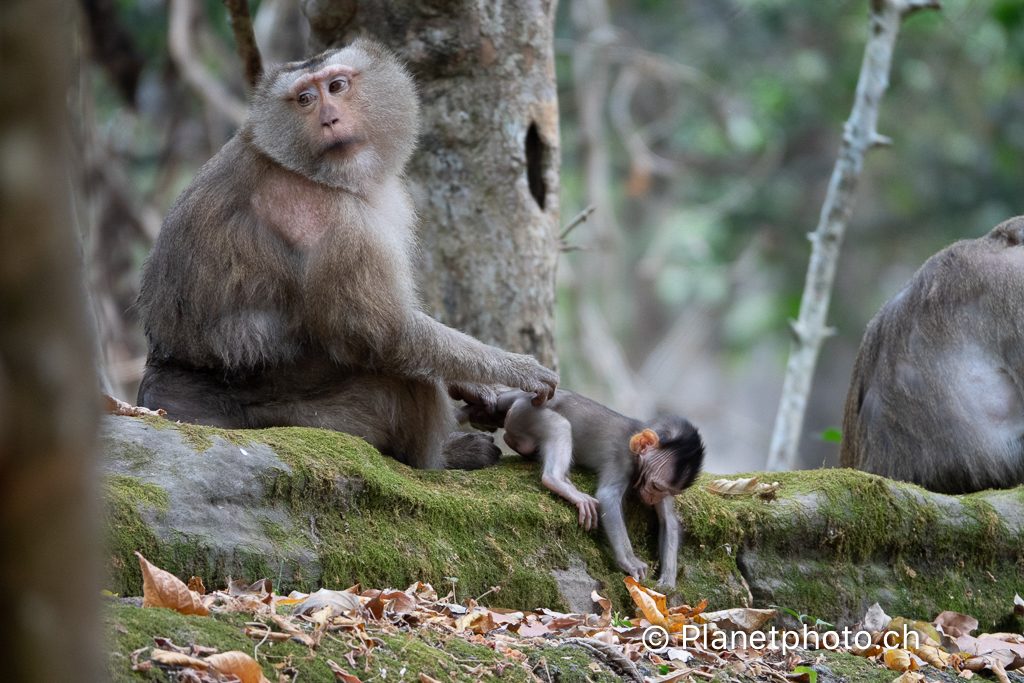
[766,0,940,471]
[302,0,561,367]
[0,0,102,681]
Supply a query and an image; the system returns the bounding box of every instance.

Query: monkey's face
[635,458,689,506]
[250,39,420,192]
[290,64,363,158]
[631,422,705,506]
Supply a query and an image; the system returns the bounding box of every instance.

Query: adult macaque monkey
[136,40,558,470]
[457,389,705,585]
[841,216,1024,493]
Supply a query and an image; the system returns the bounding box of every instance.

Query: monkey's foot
[575,495,600,531]
[443,432,501,470]
[618,556,649,581]
[655,570,677,588]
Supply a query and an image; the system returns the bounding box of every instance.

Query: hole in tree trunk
[525,122,546,210]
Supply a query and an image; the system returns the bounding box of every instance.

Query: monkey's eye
[328,78,347,94]
[297,91,315,106]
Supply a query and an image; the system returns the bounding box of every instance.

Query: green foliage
[820,428,842,443]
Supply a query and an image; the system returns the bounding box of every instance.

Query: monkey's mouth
[321,136,364,155]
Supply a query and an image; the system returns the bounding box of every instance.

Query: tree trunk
[0,1,102,681]
[302,0,561,367]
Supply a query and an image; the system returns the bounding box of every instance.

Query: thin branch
[559,205,595,240]
[765,0,940,471]
[223,0,263,90]
[168,0,248,126]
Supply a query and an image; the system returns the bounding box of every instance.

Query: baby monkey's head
[630,415,705,506]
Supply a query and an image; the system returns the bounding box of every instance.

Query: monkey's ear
[629,429,660,455]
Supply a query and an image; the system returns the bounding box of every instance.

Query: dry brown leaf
[294,588,361,617]
[934,611,979,639]
[135,552,209,616]
[696,607,776,633]
[150,648,209,669]
[958,668,974,679]
[705,476,780,497]
[914,645,951,669]
[1015,594,1024,616]
[592,590,611,618]
[884,648,916,673]
[206,651,268,683]
[624,576,668,628]
[418,674,444,683]
[862,603,891,632]
[326,659,361,683]
[891,672,925,683]
[851,643,883,658]
[187,576,206,596]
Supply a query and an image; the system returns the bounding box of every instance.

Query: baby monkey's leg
[504,397,600,531]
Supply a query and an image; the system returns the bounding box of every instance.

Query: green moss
[140,414,253,453]
[103,475,169,594]
[525,643,622,683]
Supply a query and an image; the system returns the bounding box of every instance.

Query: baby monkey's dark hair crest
[660,417,705,490]
[631,414,705,493]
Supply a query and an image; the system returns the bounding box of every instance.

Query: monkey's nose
[322,117,340,129]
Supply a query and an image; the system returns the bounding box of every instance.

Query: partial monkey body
[459,389,704,585]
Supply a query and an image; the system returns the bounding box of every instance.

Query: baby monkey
[458,389,704,586]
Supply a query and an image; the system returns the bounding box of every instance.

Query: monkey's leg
[654,496,680,587]
[595,482,648,580]
[137,363,247,428]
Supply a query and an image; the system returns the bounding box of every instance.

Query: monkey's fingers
[577,498,599,531]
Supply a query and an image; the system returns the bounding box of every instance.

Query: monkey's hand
[503,354,558,406]
[575,494,601,531]
[448,382,499,410]
[618,556,649,581]
[457,404,503,432]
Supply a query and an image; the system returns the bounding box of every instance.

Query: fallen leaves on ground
[126,554,1024,683]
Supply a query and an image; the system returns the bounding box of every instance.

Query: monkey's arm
[594,480,648,580]
[654,496,680,587]
[397,313,557,404]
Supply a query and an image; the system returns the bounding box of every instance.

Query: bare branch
[168,0,248,126]
[766,0,940,471]
[560,205,595,240]
[222,0,263,90]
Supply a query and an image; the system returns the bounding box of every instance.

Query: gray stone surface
[102,415,317,577]
[551,556,602,614]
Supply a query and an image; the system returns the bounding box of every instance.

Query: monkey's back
[841,216,1024,493]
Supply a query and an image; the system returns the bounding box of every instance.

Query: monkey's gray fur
[136,39,558,470]
[841,216,1024,493]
